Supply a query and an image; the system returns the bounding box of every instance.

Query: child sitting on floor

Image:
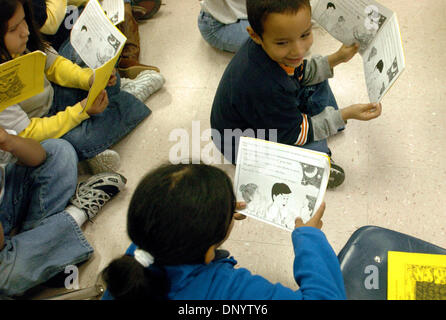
[0,0,156,174]
[210,0,382,188]
[100,163,346,300]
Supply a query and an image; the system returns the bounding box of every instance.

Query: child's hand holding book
[341,102,382,121]
[88,68,118,88]
[295,202,325,230]
[328,43,360,69]
[80,90,109,116]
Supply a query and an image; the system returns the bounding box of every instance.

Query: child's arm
[207,202,345,300]
[340,102,382,121]
[18,90,108,142]
[304,43,359,86]
[45,49,116,90]
[0,127,46,167]
[290,202,346,299]
[327,43,360,69]
[45,49,94,91]
[309,102,381,142]
[39,0,67,35]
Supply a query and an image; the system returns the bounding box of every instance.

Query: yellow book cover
[388,251,446,300]
[69,0,126,111]
[84,45,123,111]
[0,51,46,112]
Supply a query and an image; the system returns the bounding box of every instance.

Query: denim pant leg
[0,139,93,297]
[299,79,340,156]
[0,139,78,235]
[0,213,93,296]
[198,10,250,53]
[49,40,151,161]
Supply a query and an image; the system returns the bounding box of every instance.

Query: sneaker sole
[328,163,345,188]
[86,151,121,175]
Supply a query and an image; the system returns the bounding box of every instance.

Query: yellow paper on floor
[0,51,46,112]
[388,251,446,300]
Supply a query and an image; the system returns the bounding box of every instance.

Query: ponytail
[101,255,169,300]
[102,162,236,300]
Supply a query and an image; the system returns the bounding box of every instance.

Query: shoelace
[72,182,112,222]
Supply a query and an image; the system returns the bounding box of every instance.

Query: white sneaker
[120,70,165,102]
[70,173,127,221]
[86,149,120,175]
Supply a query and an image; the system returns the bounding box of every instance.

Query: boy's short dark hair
[271,183,292,200]
[246,0,311,38]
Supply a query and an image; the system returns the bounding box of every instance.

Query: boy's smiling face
[248,6,313,68]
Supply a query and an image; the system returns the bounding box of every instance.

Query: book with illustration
[233,137,330,231]
[0,51,46,112]
[70,0,126,111]
[312,0,405,102]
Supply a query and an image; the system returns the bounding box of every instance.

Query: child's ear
[247,26,263,45]
[204,244,217,264]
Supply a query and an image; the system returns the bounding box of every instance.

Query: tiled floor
[34,0,446,298]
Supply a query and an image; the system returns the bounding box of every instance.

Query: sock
[65,205,87,227]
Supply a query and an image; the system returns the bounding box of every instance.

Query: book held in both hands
[233,137,330,232]
[0,0,125,113]
[70,0,126,112]
[312,0,405,103]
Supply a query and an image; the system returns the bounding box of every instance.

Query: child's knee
[41,139,78,172]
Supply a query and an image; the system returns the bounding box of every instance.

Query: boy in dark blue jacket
[210,0,382,188]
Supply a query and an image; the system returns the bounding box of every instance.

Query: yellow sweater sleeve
[68,0,89,7]
[45,56,94,91]
[40,0,67,35]
[18,103,90,142]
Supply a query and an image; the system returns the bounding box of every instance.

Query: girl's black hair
[102,163,236,300]
[0,0,47,62]
[246,0,311,38]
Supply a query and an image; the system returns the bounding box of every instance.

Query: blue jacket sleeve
[209,227,346,300]
[292,227,346,299]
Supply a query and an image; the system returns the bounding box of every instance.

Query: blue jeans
[198,10,250,53]
[297,79,341,156]
[48,39,151,161]
[0,139,93,297]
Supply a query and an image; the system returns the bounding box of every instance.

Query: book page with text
[70,0,126,69]
[99,0,125,25]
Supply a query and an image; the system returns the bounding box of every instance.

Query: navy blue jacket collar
[246,38,299,93]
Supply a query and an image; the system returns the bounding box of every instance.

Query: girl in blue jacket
[101,163,346,300]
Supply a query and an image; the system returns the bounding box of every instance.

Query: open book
[0,51,46,112]
[388,251,446,300]
[312,0,405,102]
[70,0,126,111]
[233,137,330,232]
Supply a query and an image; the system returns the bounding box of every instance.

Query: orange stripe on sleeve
[296,114,308,146]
